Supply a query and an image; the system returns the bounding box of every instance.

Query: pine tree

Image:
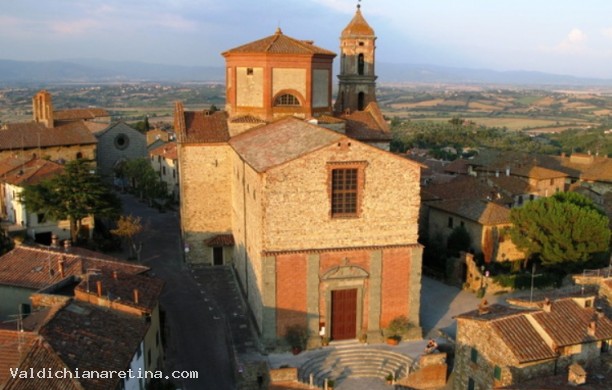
[509,192,610,268]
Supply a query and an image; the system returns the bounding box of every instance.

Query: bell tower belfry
[334,3,377,114]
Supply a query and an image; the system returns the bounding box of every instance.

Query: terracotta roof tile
[0,330,38,386]
[422,175,486,200]
[341,7,375,37]
[341,103,391,142]
[0,245,148,290]
[490,315,557,363]
[176,108,229,144]
[39,301,148,390]
[229,117,344,172]
[54,108,108,121]
[149,141,177,160]
[1,121,97,150]
[229,115,267,124]
[0,158,63,186]
[531,299,612,347]
[487,175,532,195]
[74,271,164,313]
[223,28,335,56]
[0,156,30,176]
[204,234,235,247]
[428,199,511,225]
[3,337,83,390]
[443,159,469,175]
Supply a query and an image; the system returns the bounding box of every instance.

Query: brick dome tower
[334,4,377,114]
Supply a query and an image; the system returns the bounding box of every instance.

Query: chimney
[478,299,490,315]
[96,280,102,297]
[133,289,140,305]
[596,307,604,319]
[63,240,71,252]
[50,234,59,248]
[587,320,597,337]
[543,298,552,313]
[58,259,65,278]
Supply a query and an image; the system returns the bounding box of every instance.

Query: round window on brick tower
[114,134,129,150]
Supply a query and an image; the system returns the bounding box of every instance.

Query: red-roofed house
[0,157,93,245]
[149,141,179,201]
[454,297,612,389]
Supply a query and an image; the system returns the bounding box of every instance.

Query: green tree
[509,192,610,269]
[122,158,167,204]
[447,225,472,257]
[20,160,121,243]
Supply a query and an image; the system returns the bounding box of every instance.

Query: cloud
[542,28,588,54]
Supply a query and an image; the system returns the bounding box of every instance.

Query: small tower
[32,90,54,128]
[335,3,377,114]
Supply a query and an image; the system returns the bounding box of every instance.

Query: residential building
[454,297,612,389]
[149,142,179,201]
[0,157,93,244]
[0,243,164,389]
[427,199,524,262]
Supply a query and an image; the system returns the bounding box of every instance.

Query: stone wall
[236,67,264,108]
[261,141,420,251]
[96,122,147,181]
[179,143,232,264]
[0,144,96,164]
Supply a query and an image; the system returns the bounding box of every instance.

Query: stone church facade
[177,6,422,346]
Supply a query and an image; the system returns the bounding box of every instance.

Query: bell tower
[32,90,54,128]
[335,3,377,114]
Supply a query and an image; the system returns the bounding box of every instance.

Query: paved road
[119,194,235,390]
[420,276,518,339]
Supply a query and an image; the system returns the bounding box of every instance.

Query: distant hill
[1,58,611,87]
[0,59,224,84]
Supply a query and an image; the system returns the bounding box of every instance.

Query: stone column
[306,253,321,348]
[261,255,277,346]
[367,250,383,343]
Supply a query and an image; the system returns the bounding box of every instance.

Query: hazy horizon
[2,1,612,79]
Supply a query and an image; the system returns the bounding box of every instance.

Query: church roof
[341,6,375,37]
[229,116,344,172]
[0,121,97,150]
[223,28,336,57]
[341,103,391,142]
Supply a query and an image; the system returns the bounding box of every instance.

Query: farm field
[378,85,612,133]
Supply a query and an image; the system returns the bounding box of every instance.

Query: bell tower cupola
[335,2,377,114]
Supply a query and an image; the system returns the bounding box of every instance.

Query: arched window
[274,94,301,106]
[358,92,365,111]
[357,53,365,75]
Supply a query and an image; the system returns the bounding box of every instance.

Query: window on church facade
[274,94,300,106]
[331,168,358,216]
[329,162,366,218]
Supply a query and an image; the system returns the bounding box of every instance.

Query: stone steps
[298,345,413,387]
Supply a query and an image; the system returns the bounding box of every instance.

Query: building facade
[177,7,422,347]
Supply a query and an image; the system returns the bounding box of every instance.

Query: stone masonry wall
[261,141,420,251]
[180,143,232,263]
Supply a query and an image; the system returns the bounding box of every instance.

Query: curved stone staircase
[298,344,414,388]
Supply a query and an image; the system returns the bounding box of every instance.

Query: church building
[176,5,422,346]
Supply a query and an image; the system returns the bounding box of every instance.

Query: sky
[2,0,612,79]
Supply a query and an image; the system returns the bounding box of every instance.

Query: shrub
[284,324,309,349]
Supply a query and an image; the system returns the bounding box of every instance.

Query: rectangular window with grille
[331,168,358,217]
